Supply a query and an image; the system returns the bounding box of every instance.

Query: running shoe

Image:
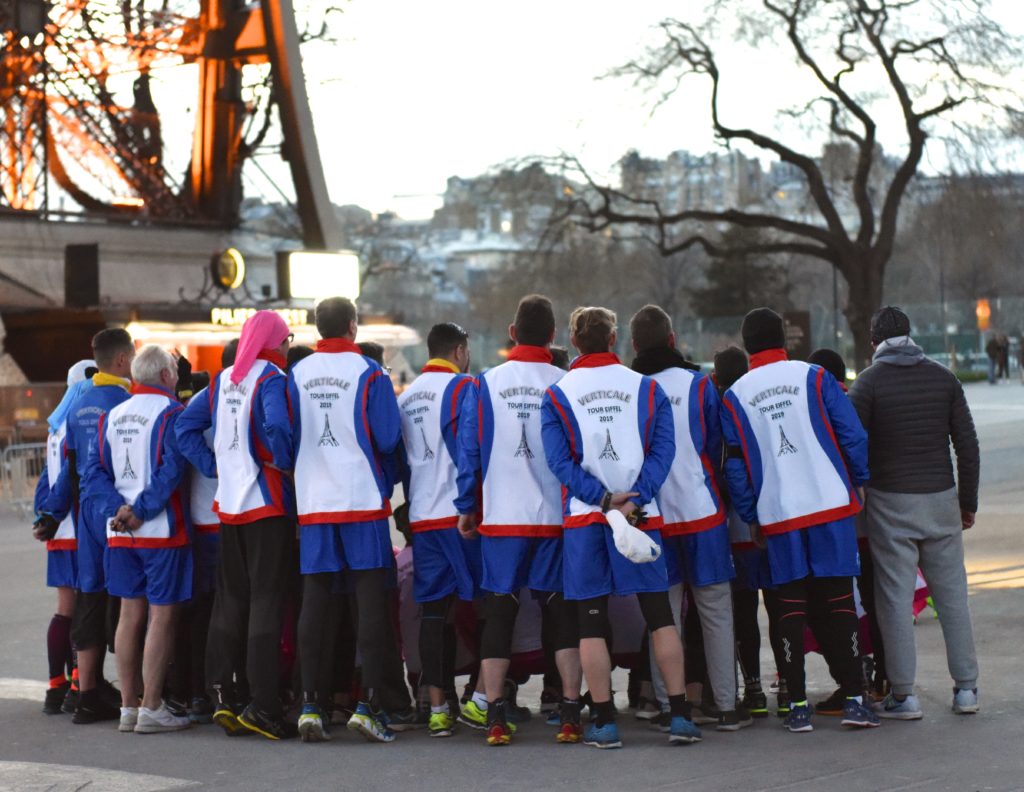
[540,688,561,713]
[815,689,846,716]
[458,699,517,733]
[742,687,769,718]
[634,697,660,721]
[189,695,214,725]
[119,707,139,733]
[298,703,332,743]
[60,686,79,715]
[841,698,881,728]
[135,704,191,734]
[97,679,122,709]
[546,708,561,727]
[717,707,754,732]
[504,680,533,723]
[347,702,395,743]
[650,711,672,733]
[43,682,69,715]
[776,683,791,718]
[212,691,250,737]
[668,715,703,744]
[952,688,979,714]
[874,693,923,720]
[556,700,583,744]
[783,702,813,733]
[238,703,297,740]
[387,707,421,732]
[690,702,719,725]
[428,710,455,738]
[72,689,120,724]
[486,700,512,746]
[583,721,622,749]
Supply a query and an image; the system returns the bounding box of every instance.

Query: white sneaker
[873,692,923,720]
[952,688,979,714]
[134,704,191,734]
[119,707,139,733]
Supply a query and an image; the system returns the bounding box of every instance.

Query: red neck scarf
[257,349,288,370]
[131,383,175,399]
[570,352,621,370]
[507,345,553,364]
[749,348,789,370]
[316,338,361,354]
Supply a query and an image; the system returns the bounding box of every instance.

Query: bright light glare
[288,251,360,300]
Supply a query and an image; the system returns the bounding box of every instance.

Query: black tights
[776,576,862,702]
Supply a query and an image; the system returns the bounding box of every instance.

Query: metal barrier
[0,443,46,515]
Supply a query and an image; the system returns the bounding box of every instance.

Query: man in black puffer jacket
[849,306,980,721]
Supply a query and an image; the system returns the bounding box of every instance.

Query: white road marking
[0,678,45,702]
[0,761,199,791]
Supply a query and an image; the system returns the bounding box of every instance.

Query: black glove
[176,355,194,402]
[32,514,60,542]
[625,508,648,528]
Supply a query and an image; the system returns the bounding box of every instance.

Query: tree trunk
[843,256,885,371]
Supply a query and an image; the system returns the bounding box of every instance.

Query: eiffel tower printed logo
[121,452,138,481]
[318,413,339,447]
[420,426,435,461]
[513,424,534,459]
[777,425,798,457]
[598,428,619,461]
[228,419,240,451]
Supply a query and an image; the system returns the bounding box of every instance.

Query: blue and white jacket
[82,385,190,549]
[176,358,294,524]
[455,345,565,538]
[540,352,675,530]
[287,338,401,526]
[720,350,869,535]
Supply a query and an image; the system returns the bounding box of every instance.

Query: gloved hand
[32,514,60,542]
[176,354,194,402]
[607,509,661,564]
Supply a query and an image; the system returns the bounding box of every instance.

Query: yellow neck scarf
[424,358,461,374]
[92,373,131,390]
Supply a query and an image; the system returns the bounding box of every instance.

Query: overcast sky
[140,0,1021,220]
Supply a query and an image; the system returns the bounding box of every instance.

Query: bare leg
[115,598,147,707]
[651,625,685,697]
[142,604,180,710]
[580,638,612,701]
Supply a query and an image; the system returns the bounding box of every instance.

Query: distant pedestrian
[984,334,998,385]
[849,306,980,720]
[997,334,1010,380]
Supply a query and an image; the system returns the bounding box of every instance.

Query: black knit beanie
[713,346,748,391]
[870,306,911,344]
[740,308,785,354]
[808,348,846,383]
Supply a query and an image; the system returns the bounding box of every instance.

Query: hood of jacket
[873,335,925,367]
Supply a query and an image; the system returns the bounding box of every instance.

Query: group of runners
[31,294,980,749]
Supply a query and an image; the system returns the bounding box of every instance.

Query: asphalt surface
[0,382,1022,792]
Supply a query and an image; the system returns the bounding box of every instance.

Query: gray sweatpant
[866,487,979,696]
[652,581,736,712]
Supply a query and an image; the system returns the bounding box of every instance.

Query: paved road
[0,382,1022,792]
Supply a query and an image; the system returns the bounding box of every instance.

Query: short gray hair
[131,344,176,386]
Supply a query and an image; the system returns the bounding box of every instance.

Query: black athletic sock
[668,694,690,719]
[593,699,615,727]
[46,614,73,686]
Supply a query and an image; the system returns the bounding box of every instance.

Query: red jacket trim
[564,513,664,531]
[410,516,458,533]
[660,510,726,537]
[760,501,863,536]
[299,503,393,526]
[478,523,563,538]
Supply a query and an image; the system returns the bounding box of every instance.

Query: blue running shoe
[841,698,880,729]
[298,703,331,742]
[583,721,622,749]
[347,702,396,743]
[546,709,561,727]
[783,702,813,733]
[668,715,702,744]
[874,693,923,720]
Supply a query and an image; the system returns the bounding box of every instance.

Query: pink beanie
[230,311,290,384]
